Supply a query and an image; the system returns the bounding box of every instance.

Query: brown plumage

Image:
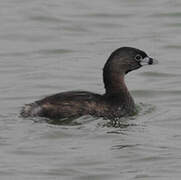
[21,47,157,120]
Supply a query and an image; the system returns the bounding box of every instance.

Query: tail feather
[21,103,42,117]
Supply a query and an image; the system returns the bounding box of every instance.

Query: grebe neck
[103,72,135,111]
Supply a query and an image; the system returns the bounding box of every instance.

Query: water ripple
[153,12,181,17]
[0,48,73,57]
[140,71,180,77]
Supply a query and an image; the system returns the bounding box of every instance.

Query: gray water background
[1,0,181,179]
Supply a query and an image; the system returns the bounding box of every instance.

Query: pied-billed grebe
[21,47,158,119]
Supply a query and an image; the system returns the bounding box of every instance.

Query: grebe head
[103,47,158,75]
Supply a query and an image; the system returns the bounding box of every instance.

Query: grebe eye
[135,54,143,62]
